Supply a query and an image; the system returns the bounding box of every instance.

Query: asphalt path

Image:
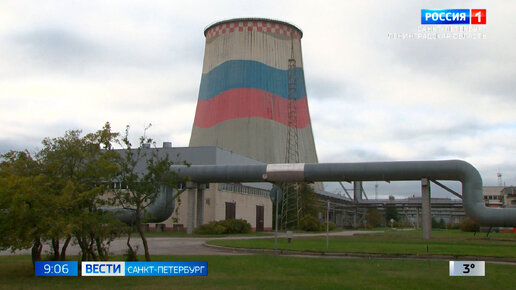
[0,230,378,256]
[2,231,515,265]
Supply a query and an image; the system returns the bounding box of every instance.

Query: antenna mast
[497,171,503,187]
[280,29,301,230]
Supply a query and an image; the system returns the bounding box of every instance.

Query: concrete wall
[212,187,272,231]
[149,183,272,232]
[117,146,274,232]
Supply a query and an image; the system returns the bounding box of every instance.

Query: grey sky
[1,0,514,198]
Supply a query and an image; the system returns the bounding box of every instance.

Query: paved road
[0,230,379,256]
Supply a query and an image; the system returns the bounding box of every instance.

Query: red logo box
[471,9,487,24]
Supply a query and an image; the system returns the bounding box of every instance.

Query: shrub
[320,221,336,231]
[124,246,138,261]
[220,219,252,234]
[194,221,227,235]
[194,219,251,235]
[460,218,480,232]
[431,217,446,229]
[299,215,321,231]
[393,221,403,228]
[448,223,460,230]
[365,208,382,228]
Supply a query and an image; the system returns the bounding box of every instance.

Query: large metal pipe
[105,186,176,224]
[171,160,516,227]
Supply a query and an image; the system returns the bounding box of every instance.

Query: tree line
[0,122,188,267]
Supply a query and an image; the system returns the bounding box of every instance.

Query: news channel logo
[421,9,486,25]
[387,8,487,40]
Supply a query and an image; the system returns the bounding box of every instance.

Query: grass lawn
[0,255,514,289]
[208,230,516,258]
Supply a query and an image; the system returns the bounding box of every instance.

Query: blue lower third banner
[82,262,207,276]
[35,261,79,276]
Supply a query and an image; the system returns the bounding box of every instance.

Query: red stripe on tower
[193,88,311,129]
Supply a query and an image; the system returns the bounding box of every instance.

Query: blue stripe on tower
[198,60,306,101]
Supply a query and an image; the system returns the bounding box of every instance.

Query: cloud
[8,26,202,75]
[12,27,98,67]
[0,0,515,195]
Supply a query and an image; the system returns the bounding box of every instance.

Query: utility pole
[326,200,330,251]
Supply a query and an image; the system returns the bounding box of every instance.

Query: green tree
[277,182,321,230]
[0,151,51,267]
[385,206,398,223]
[365,208,382,228]
[298,183,321,218]
[0,123,125,266]
[112,125,188,261]
[385,195,398,223]
[39,123,123,261]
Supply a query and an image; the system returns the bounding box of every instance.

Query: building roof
[114,145,265,177]
[483,186,504,196]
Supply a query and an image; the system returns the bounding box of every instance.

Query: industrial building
[322,183,465,228]
[483,186,516,208]
[502,187,516,208]
[127,18,324,233]
[136,18,512,233]
[183,18,322,231]
[483,186,504,208]
[134,145,273,232]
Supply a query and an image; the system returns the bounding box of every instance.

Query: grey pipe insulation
[169,160,516,227]
[106,185,176,224]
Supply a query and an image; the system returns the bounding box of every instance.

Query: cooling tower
[189,18,319,165]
